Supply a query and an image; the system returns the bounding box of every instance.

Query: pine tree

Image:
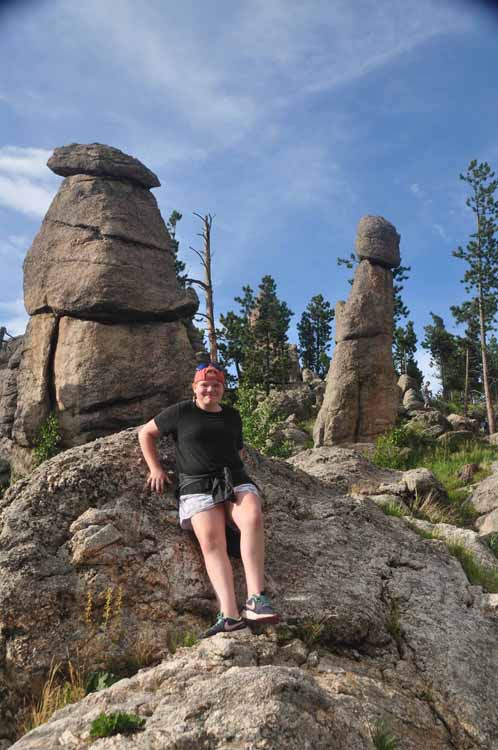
[166,210,188,287]
[248,276,293,393]
[422,314,461,399]
[393,321,423,384]
[451,299,482,415]
[218,277,293,392]
[297,294,334,378]
[454,160,498,433]
[218,286,256,381]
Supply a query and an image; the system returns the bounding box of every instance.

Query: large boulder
[47,142,161,188]
[403,388,424,411]
[447,414,480,434]
[24,173,198,321]
[406,409,451,439]
[0,337,23,441]
[52,317,196,444]
[468,462,498,516]
[397,374,420,395]
[2,433,498,748]
[355,215,401,269]
[10,315,57,448]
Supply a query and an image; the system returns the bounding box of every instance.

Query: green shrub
[33,413,62,465]
[236,385,293,458]
[89,711,145,738]
[85,670,121,694]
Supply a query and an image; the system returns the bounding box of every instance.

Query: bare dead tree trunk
[478,288,495,434]
[462,347,468,415]
[188,213,218,363]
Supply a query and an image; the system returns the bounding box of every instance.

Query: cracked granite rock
[2,432,498,748]
[3,143,199,472]
[314,216,400,447]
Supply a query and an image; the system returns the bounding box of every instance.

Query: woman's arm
[138,419,172,493]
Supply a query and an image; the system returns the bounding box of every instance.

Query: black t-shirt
[154,400,252,488]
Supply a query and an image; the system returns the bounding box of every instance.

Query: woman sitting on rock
[138,362,279,638]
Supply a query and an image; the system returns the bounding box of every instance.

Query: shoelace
[252,594,271,607]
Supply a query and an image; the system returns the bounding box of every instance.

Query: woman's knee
[192,511,227,555]
[233,495,264,531]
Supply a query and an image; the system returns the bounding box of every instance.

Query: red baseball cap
[193,363,225,385]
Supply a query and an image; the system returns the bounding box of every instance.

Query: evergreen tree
[297,294,335,377]
[218,277,293,392]
[451,299,482,414]
[247,276,293,393]
[166,210,188,287]
[393,321,423,384]
[422,314,461,399]
[218,286,256,381]
[454,160,498,432]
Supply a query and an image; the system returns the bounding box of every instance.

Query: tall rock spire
[314,215,400,446]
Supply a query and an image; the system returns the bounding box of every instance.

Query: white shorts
[179,482,259,530]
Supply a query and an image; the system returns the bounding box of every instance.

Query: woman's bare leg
[191,504,239,618]
[226,491,265,597]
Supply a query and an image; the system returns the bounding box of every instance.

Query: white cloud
[0,298,28,337]
[58,0,470,151]
[0,233,29,260]
[0,146,58,218]
[410,183,423,198]
[0,146,52,178]
[0,175,55,218]
[433,223,450,242]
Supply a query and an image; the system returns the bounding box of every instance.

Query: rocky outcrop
[447,413,479,433]
[314,217,400,446]
[2,434,498,748]
[3,144,199,474]
[469,461,498,536]
[47,142,161,187]
[0,337,23,458]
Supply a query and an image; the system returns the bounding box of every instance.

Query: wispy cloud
[0,297,28,337]
[0,233,29,260]
[0,146,57,218]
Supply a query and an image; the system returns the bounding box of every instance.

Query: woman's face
[193,378,224,408]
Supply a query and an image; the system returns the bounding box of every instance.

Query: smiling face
[192,378,224,410]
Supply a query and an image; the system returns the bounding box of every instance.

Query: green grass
[446,542,498,593]
[372,425,497,528]
[369,718,399,749]
[381,502,408,518]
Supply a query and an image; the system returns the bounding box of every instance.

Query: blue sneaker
[200,612,247,639]
[241,593,280,623]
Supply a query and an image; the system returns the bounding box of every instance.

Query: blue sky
[1,0,498,389]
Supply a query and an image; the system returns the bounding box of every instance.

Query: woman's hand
[146,467,173,494]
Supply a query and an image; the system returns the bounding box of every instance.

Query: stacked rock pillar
[314,215,401,446]
[9,143,199,474]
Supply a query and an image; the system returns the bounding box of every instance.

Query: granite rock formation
[314,216,400,446]
[2,434,498,748]
[3,144,199,473]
